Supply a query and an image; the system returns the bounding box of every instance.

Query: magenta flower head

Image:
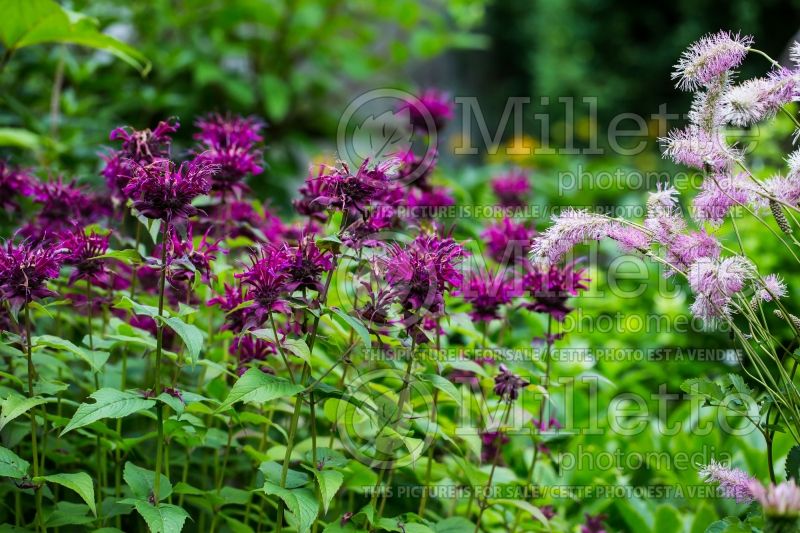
[193,114,264,196]
[406,187,455,219]
[493,364,529,402]
[397,89,453,134]
[232,334,276,370]
[313,158,400,216]
[459,270,513,323]
[123,158,216,222]
[294,168,331,222]
[581,514,608,533]
[479,431,509,463]
[29,178,100,234]
[522,262,589,321]
[0,160,35,211]
[284,236,334,293]
[482,217,535,264]
[0,239,65,315]
[491,169,531,207]
[384,233,466,317]
[672,31,753,91]
[395,147,438,189]
[167,223,222,288]
[208,283,251,332]
[103,118,179,202]
[60,228,110,286]
[235,245,291,327]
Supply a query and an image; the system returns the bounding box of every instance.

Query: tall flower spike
[672,31,753,91]
[123,158,216,222]
[699,460,756,503]
[660,126,737,171]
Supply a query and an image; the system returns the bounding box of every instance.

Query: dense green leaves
[263,481,319,533]
[0,393,49,431]
[131,501,189,533]
[161,316,204,364]
[61,389,156,435]
[124,462,172,502]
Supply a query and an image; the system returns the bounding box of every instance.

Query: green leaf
[250,329,311,363]
[328,307,371,350]
[0,0,150,73]
[0,127,41,151]
[263,481,319,533]
[435,517,476,532]
[654,504,682,533]
[114,296,164,319]
[45,501,95,527]
[0,445,30,479]
[215,369,303,413]
[261,74,291,122]
[0,393,49,431]
[787,445,800,481]
[33,335,109,372]
[304,448,348,469]
[132,500,189,533]
[259,461,309,489]
[157,393,184,417]
[61,389,155,435]
[124,462,172,502]
[419,373,461,405]
[312,469,343,514]
[487,499,549,526]
[94,249,144,265]
[681,378,724,402]
[41,472,96,516]
[161,316,203,365]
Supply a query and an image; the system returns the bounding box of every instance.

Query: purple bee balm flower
[532,417,562,432]
[208,283,252,332]
[384,233,466,316]
[284,236,334,293]
[522,262,589,321]
[661,125,737,171]
[699,459,757,503]
[103,118,179,202]
[482,217,535,264]
[235,245,291,326]
[394,147,438,189]
[493,364,529,402]
[0,239,65,314]
[539,506,555,520]
[232,334,275,367]
[194,114,263,149]
[581,513,608,533]
[313,158,400,216]
[60,229,110,286]
[0,160,35,211]
[479,430,509,463]
[672,31,753,91]
[123,158,216,222]
[459,270,513,323]
[168,223,222,284]
[294,168,331,222]
[193,114,264,197]
[397,89,453,133]
[406,187,455,218]
[341,206,397,249]
[491,169,531,208]
[28,178,101,234]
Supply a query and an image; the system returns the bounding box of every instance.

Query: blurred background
[4,1,800,529]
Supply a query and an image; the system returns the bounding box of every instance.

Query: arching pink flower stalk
[699,459,757,503]
[672,31,752,91]
[688,256,754,322]
[660,125,737,171]
[755,273,787,303]
[721,68,800,127]
[693,173,753,225]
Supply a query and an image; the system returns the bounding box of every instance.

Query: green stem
[474,404,513,533]
[25,305,45,532]
[153,222,170,502]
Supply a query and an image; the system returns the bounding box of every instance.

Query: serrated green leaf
[215,369,303,413]
[124,461,172,502]
[681,378,724,402]
[787,445,800,481]
[33,335,109,372]
[420,373,461,405]
[263,481,319,533]
[312,469,343,514]
[61,389,155,435]
[94,249,144,265]
[161,316,203,365]
[260,461,309,489]
[132,500,189,533]
[114,296,164,319]
[0,445,29,479]
[41,472,96,516]
[435,517,475,532]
